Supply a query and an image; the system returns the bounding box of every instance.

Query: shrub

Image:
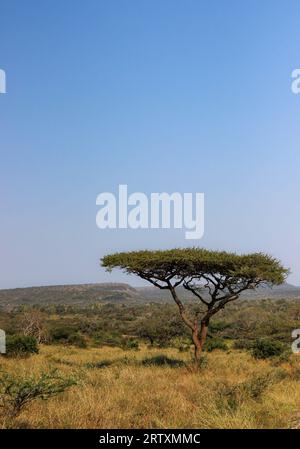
[215,382,241,411]
[141,355,185,367]
[5,335,38,357]
[251,339,285,359]
[93,331,123,348]
[233,339,254,350]
[209,320,232,333]
[242,373,273,400]
[85,360,113,369]
[50,327,72,342]
[122,338,139,351]
[216,372,275,411]
[197,355,208,369]
[50,327,87,348]
[0,369,77,421]
[67,333,87,348]
[204,337,228,352]
[270,351,291,366]
[288,358,300,380]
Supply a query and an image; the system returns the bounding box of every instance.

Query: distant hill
[137,282,300,301]
[0,282,299,309]
[0,283,140,309]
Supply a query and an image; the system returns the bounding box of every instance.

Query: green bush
[197,355,208,369]
[0,369,77,420]
[204,337,228,352]
[251,339,285,359]
[215,382,241,411]
[141,355,185,367]
[67,333,87,348]
[233,339,254,350]
[270,351,291,366]
[93,331,123,348]
[50,327,87,348]
[242,373,273,400]
[5,335,38,357]
[85,360,113,369]
[209,321,232,333]
[50,327,72,342]
[122,338,139,351]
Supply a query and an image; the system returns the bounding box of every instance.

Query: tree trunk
[192,330,202,362]
[167,285,209,369]
[192,319,209,368]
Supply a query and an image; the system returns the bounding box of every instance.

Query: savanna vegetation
[102,248,288,364]
[0,296,299,428]
[0,245,298,429]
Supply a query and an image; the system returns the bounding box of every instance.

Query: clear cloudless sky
[1,0,300,288]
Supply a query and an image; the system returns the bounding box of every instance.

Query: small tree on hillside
[101,249,288,366]
[18,308,48,343]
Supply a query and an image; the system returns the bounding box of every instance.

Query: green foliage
[93,331,123,348]
[5,335,38,357]
[0,369,77,420]
[270,351,291,366]
[216,382,241,411]
[122,338,139,350]
[204,337,228,352]
[85,360,114,369]
[141,355,185,367]
[50,327,86,348]
[102,248,288,285]
[50,326,73,342]
[67,333,87,348]
[198,355,208,368]
[242,373,274,400]
[233,339,254,350]
[1,299,298,357]
[251,339,285,359]
[102,248,287,361]
[209,320,232,333]
[216,371,279,412]
[137,312,187,347]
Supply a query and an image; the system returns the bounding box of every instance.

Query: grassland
[1,344,300,429]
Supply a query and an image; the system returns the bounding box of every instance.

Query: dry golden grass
[0,345,300,429]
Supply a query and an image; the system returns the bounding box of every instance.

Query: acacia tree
[101,249,288,365]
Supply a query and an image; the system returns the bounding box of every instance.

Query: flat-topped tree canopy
[101,248,288,288]
[102,248,288,366]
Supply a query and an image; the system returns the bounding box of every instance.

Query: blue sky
[1,0,300,288]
